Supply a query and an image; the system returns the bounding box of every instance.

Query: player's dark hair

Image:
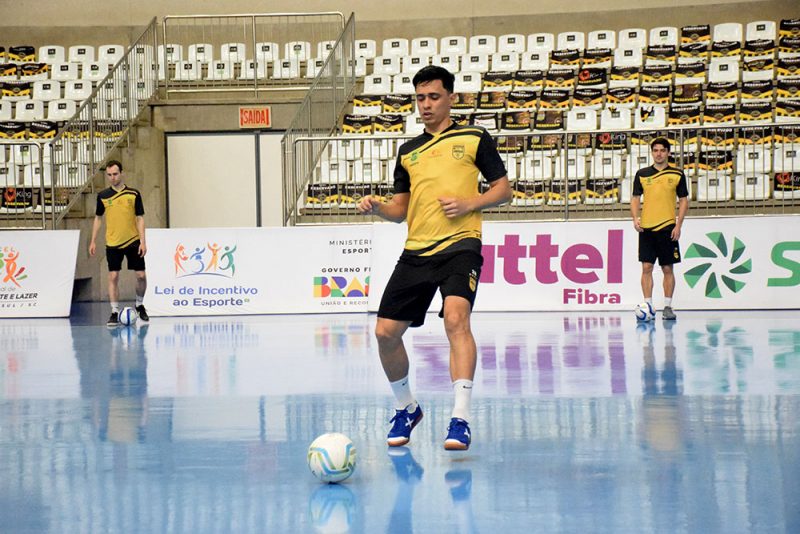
[412,65,455,93]
[650,137,671,152]
[105,159,123,172]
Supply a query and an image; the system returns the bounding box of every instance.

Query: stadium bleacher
[297,18,800,211]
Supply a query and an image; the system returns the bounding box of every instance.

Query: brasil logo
[683,232,752,298]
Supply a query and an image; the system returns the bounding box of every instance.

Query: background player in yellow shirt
[89,160,149,326]
[358,66,512,450]
[631,138,689,320]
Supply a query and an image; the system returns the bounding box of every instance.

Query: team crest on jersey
[452,145,465,160]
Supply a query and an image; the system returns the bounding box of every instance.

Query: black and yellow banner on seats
[372,114,404,134]
[0,121,27,139]
[8,45,35,62]
[382,94,413,115]
[341,115,372,135]
[28,121,57,139]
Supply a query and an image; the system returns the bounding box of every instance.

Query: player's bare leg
[662,264,677,320]
[376,318,422,446]
[443,296,475,450]
[640,262,655,300]
[375,317,412,382]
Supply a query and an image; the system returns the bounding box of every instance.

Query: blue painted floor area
[1,304,799,533]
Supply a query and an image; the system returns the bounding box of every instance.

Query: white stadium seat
[284,41,311,62]
[64,80,92,100]
[708,59,739,83]
[188,43,214,64]
[372,55,402,76]
[68,45,95,63]
[600,107,632,129]
[588,30,616,50]
[746,20,776,41]
[221,43,247,63]
[392,73,415,94]
[315,41,335,60]
[172,61,200,81]
[431,54,460,73]
[49,62,79,82]
[527,33,555,52]
[363,74,391,95]
[499,34,526,54]
[38,45,65,63]
[557,31,585,51]
[206,60,234,80]
[33,80,61,101]
[713,23,743,44]
[81,61,109,82]
[566,108,598,130]
[98,44,125,65]
[460,53,489,73]
[272,59,301,80]
[492,52,519,72]
[649,27,679,47]
[521,51,550,71]
[159,44,183,63]
[614,48,643,68]
[14,100,45,121]
[354,40,377,60]
[469,35,497,55]
[411,37,438,57]
[255,42,280,63]
[382,38,410,58]
[454,72,482,93]
[734,173,770,200]
[440,36,468,56]
[618,28,647,49]
[239,60,267,80]
[47,99,77,121]
[0,101,12,121]
[402,55,431,74]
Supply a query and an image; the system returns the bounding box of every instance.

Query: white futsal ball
[119,306,138,326]
[308,433,356,483]
[634,302,655,321]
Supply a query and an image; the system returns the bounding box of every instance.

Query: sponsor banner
[145,226,372,316]
[369,217,800,311]
[0,230,79,317]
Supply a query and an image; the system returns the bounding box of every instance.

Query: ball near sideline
[308,433,356,483]
[119,306,138,326]
[634,302,655,321]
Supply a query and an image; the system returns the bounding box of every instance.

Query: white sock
[645,297,653,306]
[111,302,120,313]
[664,297,673,308]
[390,376,416,411]
[136,296,144,306]
[451,379,473,422]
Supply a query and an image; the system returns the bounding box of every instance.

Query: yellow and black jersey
[394,123,506,257]
[632,165,689,231]
[95,186,145,248]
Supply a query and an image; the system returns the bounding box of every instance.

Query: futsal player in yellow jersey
[358,66,512,450]
[89,160,150,327]
[631,138,689,321]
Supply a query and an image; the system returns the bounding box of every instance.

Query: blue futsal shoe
[387,404,423,447]
[444,418,471,451]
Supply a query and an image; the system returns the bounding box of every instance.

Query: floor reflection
[0,306,797,532]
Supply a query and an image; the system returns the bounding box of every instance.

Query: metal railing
[0,18,159,230]
[281,13,357,225]
[287,121,800,225]
[161,12,346,96]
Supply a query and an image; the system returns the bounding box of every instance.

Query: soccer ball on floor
[308,432,357,483]
[634,302,656,321]
[119,306,137,326]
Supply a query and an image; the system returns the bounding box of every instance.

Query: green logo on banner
[684,232,752,298]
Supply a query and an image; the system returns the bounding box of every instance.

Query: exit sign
[239,106,272,128]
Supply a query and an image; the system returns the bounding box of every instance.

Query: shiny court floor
[1,304,799,533]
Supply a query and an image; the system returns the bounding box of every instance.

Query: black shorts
[378,249,483,328]
[107,241,146,272]
[639,226,681,266]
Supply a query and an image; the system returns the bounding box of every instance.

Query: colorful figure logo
[173,242,237,278]
[0,246,28,287]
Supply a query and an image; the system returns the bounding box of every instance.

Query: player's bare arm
[672,196,689,240]
[89,215,103,256]
[136,216,147,256]
[438,176,512,219]
[358,192,409,223]
[630,196,643,232]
